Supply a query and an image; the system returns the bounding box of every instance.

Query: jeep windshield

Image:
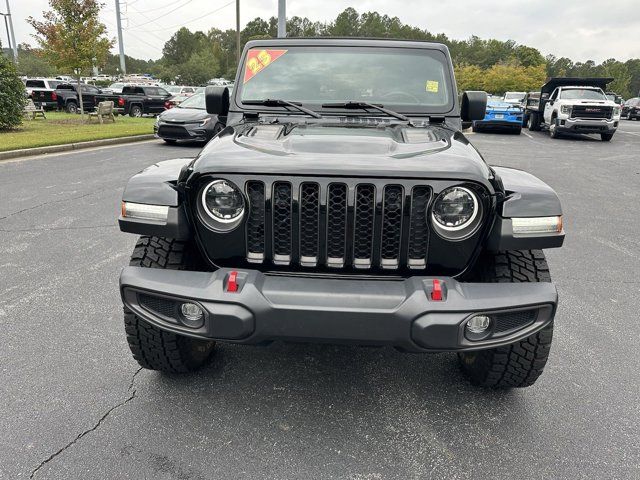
[559,88,607,101]
[238,46,454,116]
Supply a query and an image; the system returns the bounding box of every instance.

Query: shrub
[0,54,27,130]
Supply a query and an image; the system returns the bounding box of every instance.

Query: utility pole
[4,0,17,62]
[236,0,240,64]
[277,0,286,38]
[115,0,126,75]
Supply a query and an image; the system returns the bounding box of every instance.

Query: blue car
[472,100,523,134]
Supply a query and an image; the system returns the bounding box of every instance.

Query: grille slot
[299,182,320,266]
[326,183,348,267]
[353,184,375,268]
[380,185,404,268]
[407,186,432,269]
[246,181,265,262]
[272,182,292,264]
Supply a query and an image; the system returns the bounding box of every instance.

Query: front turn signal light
[512,216,563,235]
[121,201,169,222]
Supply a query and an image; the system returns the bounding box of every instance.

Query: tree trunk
[76,74,85,121]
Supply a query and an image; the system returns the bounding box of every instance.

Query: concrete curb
[0,134,155,161]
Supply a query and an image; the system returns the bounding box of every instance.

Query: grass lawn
[0,111,155,152]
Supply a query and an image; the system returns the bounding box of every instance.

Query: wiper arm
[322,101,411,122]
[243,99,322,119]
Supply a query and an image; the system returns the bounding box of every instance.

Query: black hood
[191,121,493,188]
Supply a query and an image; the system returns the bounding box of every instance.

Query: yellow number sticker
[426,80,439,93]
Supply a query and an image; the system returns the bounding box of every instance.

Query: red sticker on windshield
[244,49,287,83]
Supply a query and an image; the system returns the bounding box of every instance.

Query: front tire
[549,117,560,138]
[124,236,216,373]
[66,102,78,114]
[458,250,554,388]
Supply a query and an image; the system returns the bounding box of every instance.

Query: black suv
[118,39,564,388]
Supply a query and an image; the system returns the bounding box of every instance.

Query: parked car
[99,85,171,116]
[525,77,621,141]
[164,93,191,109]
[503,91,526,107]
[154,92,225,143]
[472,100,523,134]
[55,82,104,113]
[118,38,564,389]
[165,85,197,97]
[24,78,63,110]
[622,97,640,119]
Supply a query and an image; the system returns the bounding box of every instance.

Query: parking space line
[617,130,640,137]
[522,130,533,139]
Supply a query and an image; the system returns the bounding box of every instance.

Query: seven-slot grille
[245,180,434,270]
[570,105,612,119]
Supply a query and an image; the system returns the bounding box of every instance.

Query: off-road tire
[124,236,216,373]
[459,250,554,388]
[601,132,614,142]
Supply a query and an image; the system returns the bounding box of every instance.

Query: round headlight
[200,180,245,230]
[431,186,481,240]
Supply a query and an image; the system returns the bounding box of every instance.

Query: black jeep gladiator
[118,39,564,388]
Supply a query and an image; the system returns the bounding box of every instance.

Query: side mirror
[460,91,487,122]
[206,86,230,115]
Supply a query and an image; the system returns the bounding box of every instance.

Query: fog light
[180,302,204,325]
[466,315,491,334]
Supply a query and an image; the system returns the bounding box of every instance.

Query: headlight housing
[431,186,482,240]
[560,105,572,115]
[198,179,245,231]
[613,106,621,117]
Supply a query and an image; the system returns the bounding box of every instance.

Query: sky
[4,0,640,63]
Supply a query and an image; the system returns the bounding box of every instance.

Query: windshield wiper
[243,99,322,119]
[321,101,411,123]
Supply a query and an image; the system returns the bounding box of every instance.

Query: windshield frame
[231,41,457,118]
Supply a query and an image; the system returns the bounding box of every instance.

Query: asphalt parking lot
[1,121,639,480]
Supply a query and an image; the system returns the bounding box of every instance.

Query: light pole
[4,0,17,62]
[236,0,240,64]
[277,0,286,38]
[114,0,126,74]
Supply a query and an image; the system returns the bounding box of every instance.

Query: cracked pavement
[1,124,640,479]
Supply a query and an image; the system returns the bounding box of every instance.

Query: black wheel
[124,236,216,373]
[458,250,554,388]
[527,112,540,131]
[129,105,143,117]
[601,132,614,141]
[66,102,78,114]
[163,139,177,144]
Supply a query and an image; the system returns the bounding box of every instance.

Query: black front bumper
[155,123,210,142]
[120,267,557,352]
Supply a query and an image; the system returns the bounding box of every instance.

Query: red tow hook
[226,271,239,292]
[431,279,443,301]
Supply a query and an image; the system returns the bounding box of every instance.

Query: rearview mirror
[460,91,487,122]
[206,86,230,115]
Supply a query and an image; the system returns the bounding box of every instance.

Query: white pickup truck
[525,77,621,141]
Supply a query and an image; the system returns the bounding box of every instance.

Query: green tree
[27,0,113,119]
[601,59,632,97]
[0,53,27,129]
